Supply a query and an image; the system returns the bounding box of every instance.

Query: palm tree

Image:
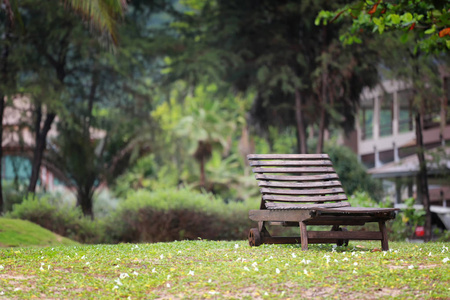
[176,99,235,189]
[0,0,125,213]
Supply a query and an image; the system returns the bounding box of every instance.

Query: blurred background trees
[1,0,448,242]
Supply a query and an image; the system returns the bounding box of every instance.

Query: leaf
[367,3,378,15]
[424,26,436,35]
[439,28,450,38]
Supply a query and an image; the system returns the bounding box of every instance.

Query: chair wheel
[248,228,261,247]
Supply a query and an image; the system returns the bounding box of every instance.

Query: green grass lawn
[0,240,449,299]
[0,218,79,247]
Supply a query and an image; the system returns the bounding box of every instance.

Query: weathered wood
[265,201,350,210]
[379,221,389,251]
[249,209,311,222]
[258,180,342,188]
[317,207,399,214]
[300,222,308,251]
[303,216,392,225]
[250,160,332,167]
[263,194,348,202]
[252,167,336,173]
[255,173,339,181]
[247,153,400,250]
[261,187,345,196]
[248,154,329,160]
[307,230,383,240]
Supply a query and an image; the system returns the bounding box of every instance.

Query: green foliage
[325,142,383,201]
[389,197,426,241]
[6,195,102,243]
[317,0,450,52]
[104,188,258,243]
[0,218,78,247]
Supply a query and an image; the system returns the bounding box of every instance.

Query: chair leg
[299,221,308,251]
[379,221,389,251]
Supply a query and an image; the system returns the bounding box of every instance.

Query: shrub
[103,188,258,243]
[325,143,383,201]
[6,195,103,244]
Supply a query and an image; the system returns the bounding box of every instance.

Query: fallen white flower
[292,253,297,258]
[188,270,195,275]
[443,257,449,263]
[276,268,280,274]
[166,283,171,288]
[120,273,129,279]
[408,265,414,269]
[114,279,123,286]
[234,244,239,249]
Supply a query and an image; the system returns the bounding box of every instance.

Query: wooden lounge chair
[247,154,399,251]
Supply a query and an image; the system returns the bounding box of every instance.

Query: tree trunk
[316,96,326,154]
[77,188,94,220]
[28,110,56,192]
[199,156,206,189]
[415,112,432,241]
[0,96,4,214]
[294,88,307,154]
[0,14,12,214]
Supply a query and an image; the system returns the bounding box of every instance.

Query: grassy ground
[0,240,449,299]
[0,218,79,247]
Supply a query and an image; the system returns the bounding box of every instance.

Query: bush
[104,188,258,243]
[6,195,103,244]
[1,182,27,213]
[325,143,383,201]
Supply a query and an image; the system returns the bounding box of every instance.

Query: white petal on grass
[115,279,123,286]
[152,268,157,273]
[160,254,164,259]
[0,291,4,295]
[132,271,139,276]
[292,253,297,258]
[443,257,449,263]
[0,265,4,270]
[120,273,130,279]
[428,252,432,256]
[234,244,239,249]
[112,285,119,290]
[81,255,86,260]
[354,262,358,266]
[252,262,258,267]
[343,258,349,261]
[244,267,250,271]
[276,268,280,274]
[167,275,171,280]
[353,269,357,274]
[408,265,414,269]
[208,279,212,283]
[166,283,171,288]
[188,270,195,276]
[254,267,259,271]
[209,291,218,295]
[303,269,308,275]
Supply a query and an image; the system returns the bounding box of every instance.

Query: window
[398,89,413,133]
[379,93,393,137]
[360,98,374,140]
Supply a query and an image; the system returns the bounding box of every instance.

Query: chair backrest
[248,154,348,209]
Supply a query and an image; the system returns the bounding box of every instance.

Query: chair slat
[258,180,342,188]
[260,187,345,195]
[265,201,351,210]
[255,174,339,181]
[248,154,329,160]
[252,167,335,173]
[262,194,348,202]
[250,160,332,167]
